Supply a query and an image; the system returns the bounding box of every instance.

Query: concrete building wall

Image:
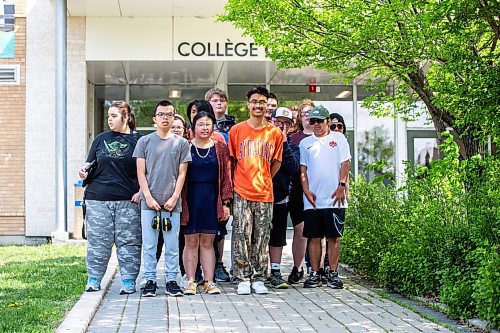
[67,16,87,235]
[25,1,87,237]
[25,0,56,236]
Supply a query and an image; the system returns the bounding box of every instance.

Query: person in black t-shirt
[79,101,142,295]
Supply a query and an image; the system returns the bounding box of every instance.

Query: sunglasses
[309,118,326,125]
[330,123,344,130]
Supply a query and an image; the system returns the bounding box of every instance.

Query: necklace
[193,140,213,159]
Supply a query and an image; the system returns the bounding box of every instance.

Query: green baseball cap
[309,105,330,120]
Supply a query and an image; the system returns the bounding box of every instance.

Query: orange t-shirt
[228,121,284,202]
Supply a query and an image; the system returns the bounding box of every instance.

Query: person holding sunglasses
[299,105,351,289]
[133,100,192,298]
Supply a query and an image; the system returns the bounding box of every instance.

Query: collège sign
[87,17,266,61]
[177,41,259,58]
[173,17,266,61]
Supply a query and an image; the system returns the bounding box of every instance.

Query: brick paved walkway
[86,239,453,333]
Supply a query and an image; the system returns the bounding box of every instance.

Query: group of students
[79,85,351,297]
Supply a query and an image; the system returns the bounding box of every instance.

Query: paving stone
[85,238,457,333]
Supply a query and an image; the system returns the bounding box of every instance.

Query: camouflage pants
[85,200,141,281]
[232,193,273,282]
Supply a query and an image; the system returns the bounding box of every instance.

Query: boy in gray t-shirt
[133,100,191,297]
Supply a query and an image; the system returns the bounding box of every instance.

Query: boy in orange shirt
[228,86,284,295]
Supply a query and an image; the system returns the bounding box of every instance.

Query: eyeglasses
[155,112,174,119]
[330,123,344,130]
[309,118,325,125]
[195,123,213,128]
[249,100,267,106]
[210,98,226,103]
[301,112,310,117]
[171,126,184,130]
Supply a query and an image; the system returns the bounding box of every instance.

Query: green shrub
[343,177,400,277]
[471,246,500,327]
[343,131,499,325]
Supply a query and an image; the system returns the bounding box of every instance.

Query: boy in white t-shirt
[299,105,351,289]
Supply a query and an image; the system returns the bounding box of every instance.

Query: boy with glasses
[299,106,351,289]
[205,88,236,144]
[133,100,192,297]
[228,86,284,295]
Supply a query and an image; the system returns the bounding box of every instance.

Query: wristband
[338,182,346,187]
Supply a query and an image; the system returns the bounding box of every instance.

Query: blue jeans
[141,209,180,282]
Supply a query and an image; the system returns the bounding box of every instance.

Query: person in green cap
[299,105,351,289]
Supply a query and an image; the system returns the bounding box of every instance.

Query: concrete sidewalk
[61,239,465,333]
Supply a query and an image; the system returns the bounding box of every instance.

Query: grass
[0,245,87,333]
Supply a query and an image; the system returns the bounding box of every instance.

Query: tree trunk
[460,133,485,159]
[405,70,485,159]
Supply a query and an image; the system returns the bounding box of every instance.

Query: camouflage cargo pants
[85,200,141,281]
[232,193,273,282]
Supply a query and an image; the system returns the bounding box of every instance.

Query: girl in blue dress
[181,111,233,295]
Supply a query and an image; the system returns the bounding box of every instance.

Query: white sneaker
[237,281,251,295]
[251,281,268,294]
[179,274,189,289]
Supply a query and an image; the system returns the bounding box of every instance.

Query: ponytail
[128,112,136,131]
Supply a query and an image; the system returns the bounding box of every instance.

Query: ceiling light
[335,90,352,98]
[168,90,182,99]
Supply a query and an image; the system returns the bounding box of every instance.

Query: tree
[221,0,499,159]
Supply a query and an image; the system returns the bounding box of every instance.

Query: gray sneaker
[327,271,343,289]
[269,272,289,289]
[214,262,230,282]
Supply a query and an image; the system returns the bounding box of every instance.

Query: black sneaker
[319,267,330,283]
[269,271,289,289]
[141,280,157,297]
[304,271,322,288]
[165,281,184,297]
[195,268,204,285]
[327,271,343,289]
[287,266,304,284]
[214,262,230,282]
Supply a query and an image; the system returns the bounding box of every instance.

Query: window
[0,64,20,85]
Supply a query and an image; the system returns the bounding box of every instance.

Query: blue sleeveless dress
[185,145,219,234]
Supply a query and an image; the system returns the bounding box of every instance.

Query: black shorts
[303,208,346,239]
[288,200,305,227]
[269,203,289,247]
[217,223,228,237]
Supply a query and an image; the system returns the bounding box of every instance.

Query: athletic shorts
[303,208,346,239]
[217,223,228,236]
[288,200,305,227]
[269,203,289,247]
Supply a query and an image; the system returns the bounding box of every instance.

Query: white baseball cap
[272,107,293,121]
